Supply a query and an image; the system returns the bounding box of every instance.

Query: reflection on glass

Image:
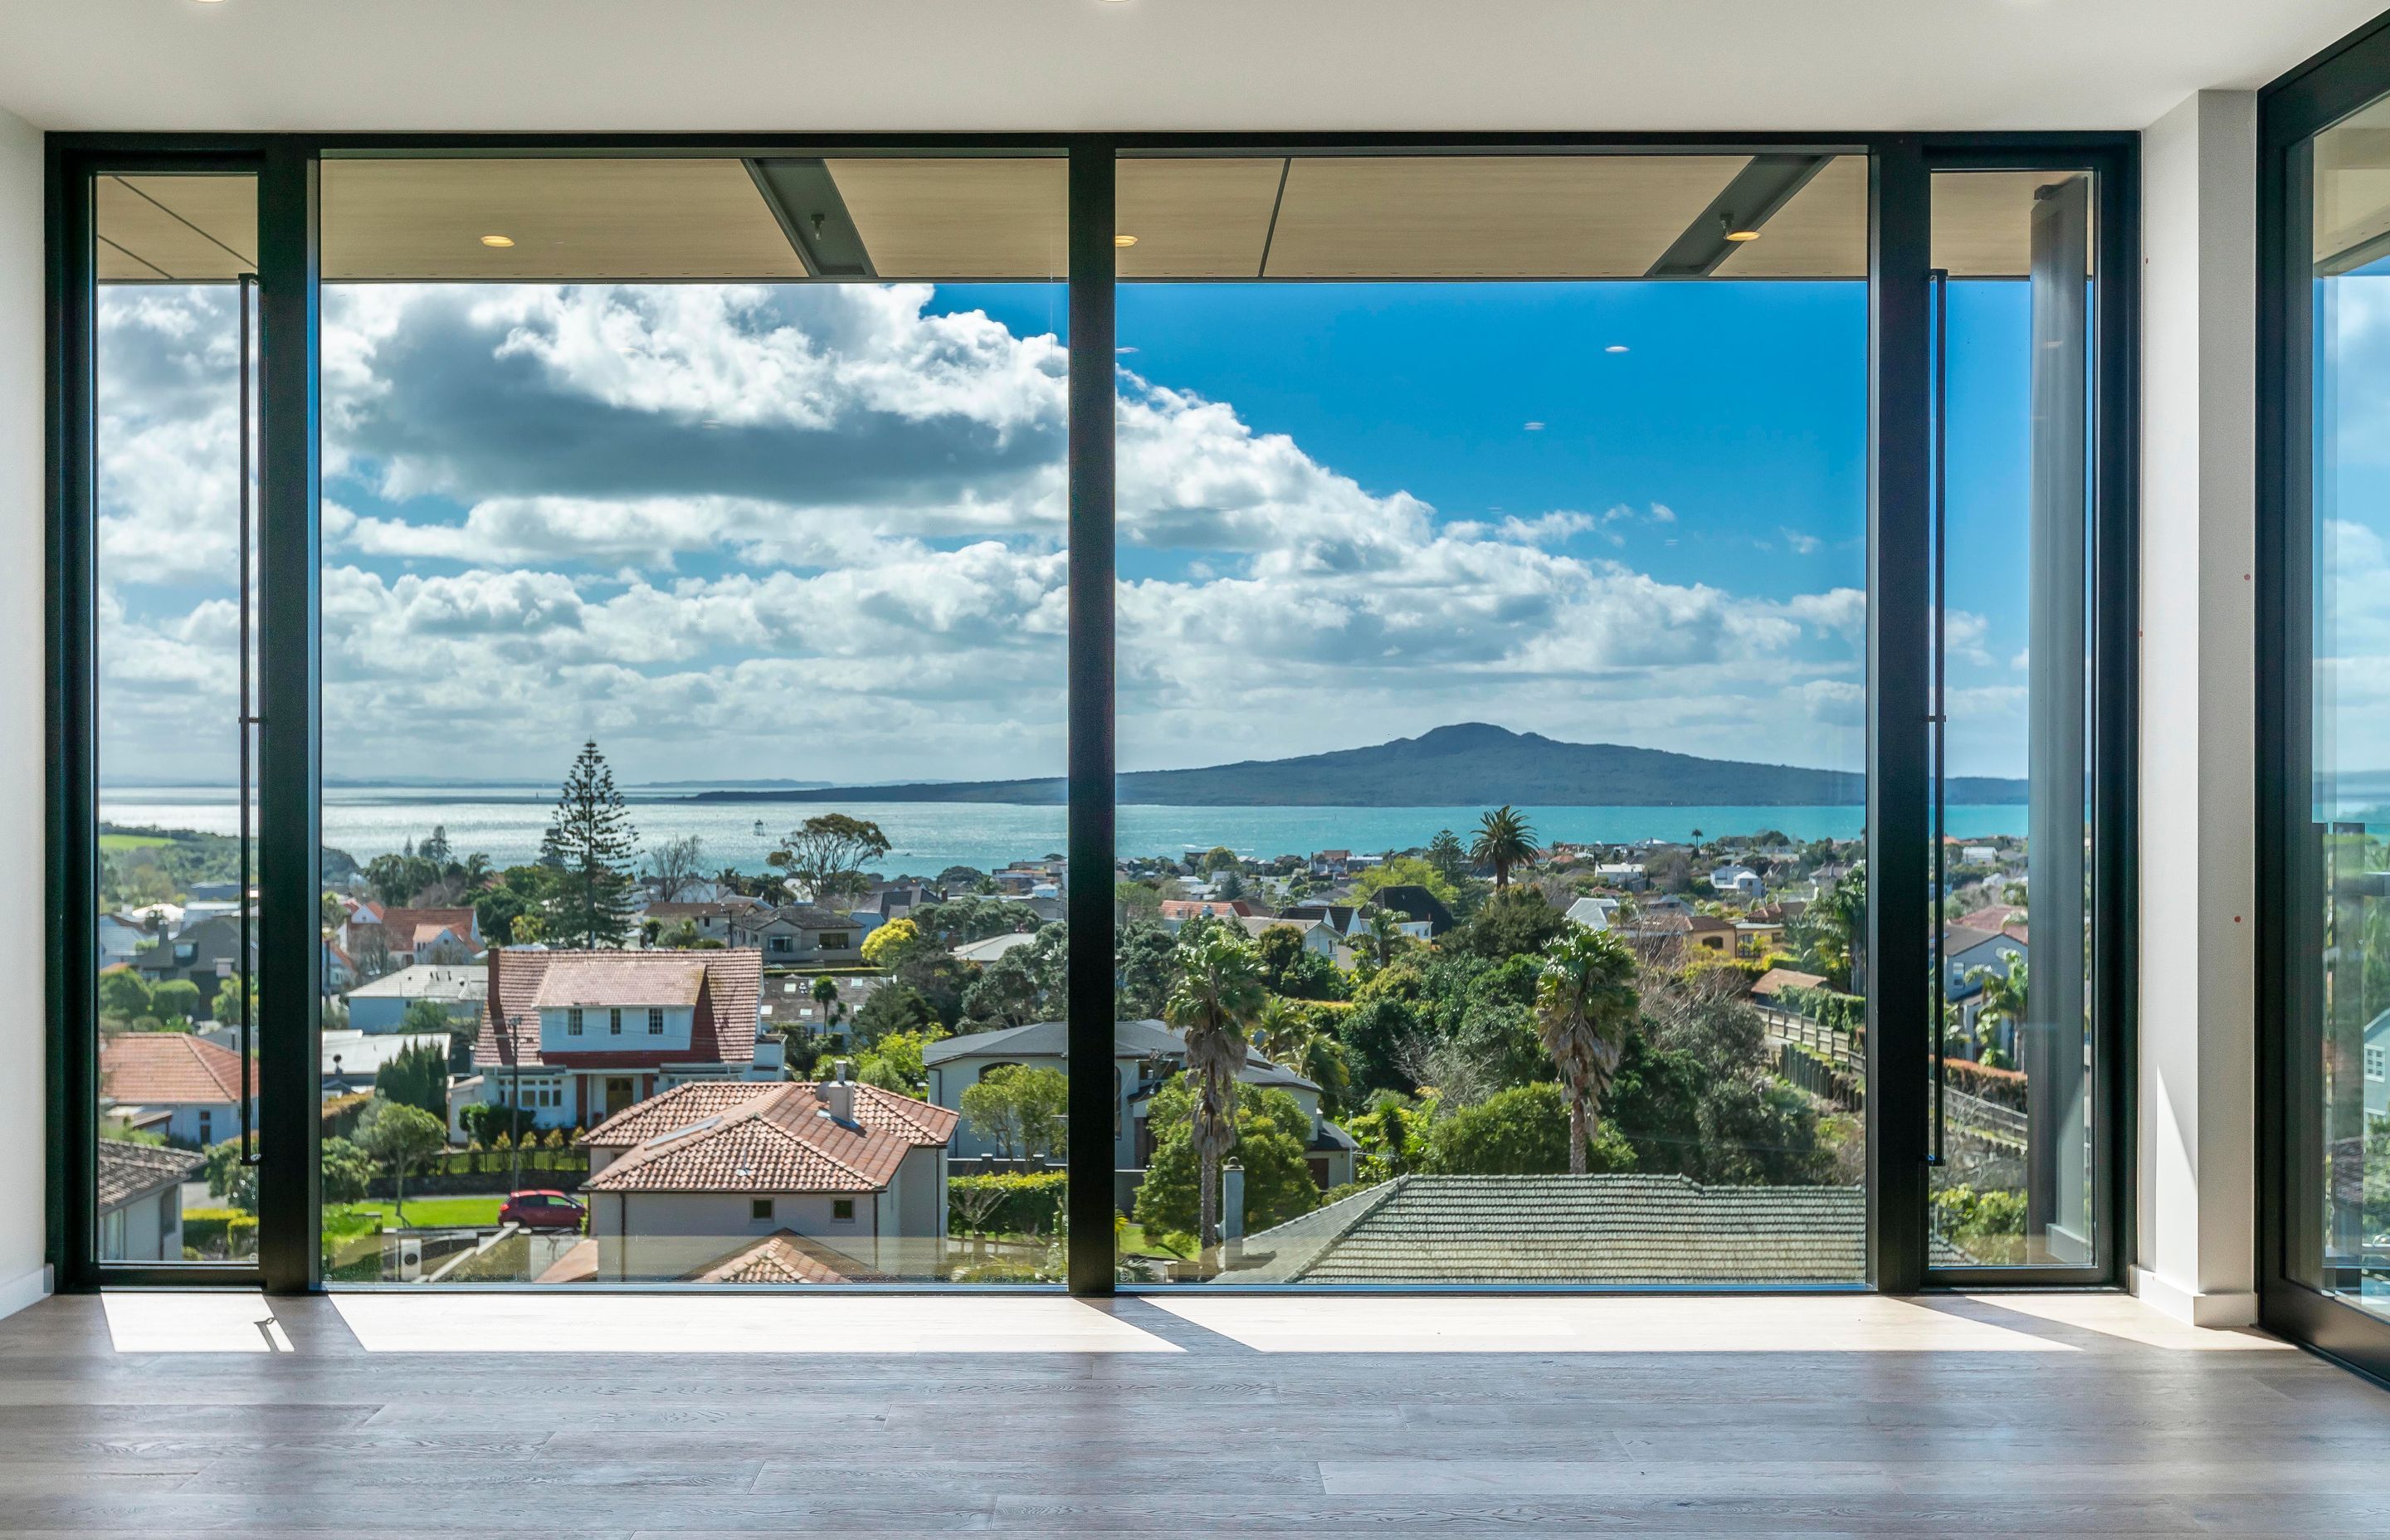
[304,155,1066,1283]
[92,172,261,1264]
[1108,154,1871,1284]
[2295,100,2390,1312]
[1926,169,2097,1268]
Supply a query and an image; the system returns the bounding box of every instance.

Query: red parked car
[500,1190,586,1233]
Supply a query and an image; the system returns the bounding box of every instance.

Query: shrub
[948,1171,1068,1236]
[1422,1081,1635,1176]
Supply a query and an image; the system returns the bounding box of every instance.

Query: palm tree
[1471,805,1540,894]
[1964,956,2027,1060]
[1164,930,1266,1250]
[1362,909,1408,967]
[812,975,841,1028]
[1534,927,1641,1175]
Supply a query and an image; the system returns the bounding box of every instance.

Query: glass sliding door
[312,154,1067,1284]
[2266,71,2390,1362]
[1105,151,1874,1285]
[1922,165,2111,1277]
[86,170,263,1268]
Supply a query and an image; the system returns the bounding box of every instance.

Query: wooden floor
[0,1289,2383,1536]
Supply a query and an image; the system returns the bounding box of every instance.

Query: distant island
[683,723,2028,808]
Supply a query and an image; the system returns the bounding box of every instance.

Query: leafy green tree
[210,977,255,1028]
[768,813,890,907]
[202,1137,257,1210]
[958,1064,1070,1160]
[473,866,552,955]
[1163,929,1266,1248]
[1424,1081,1634,1175]
[1534,927,1641,1175]
[910,894,1038,946]
[849,1026,942,1097]
[374,1038,451,1122]
[1358,909,1413,969]
[149,978,202,1027]
[1449,889,1568,961]
[853,981,938,1044]
[960,949,1044,1031]
[861,917,922,967]
[542,742,640,948]
[1132,1079,1319,1242]
[890,946,970,1029]
[1469,805,1539,894]
[1253,925,1310,992]
[97,968,151,1023]
[320,1135,376,1205]
[1427,828,1469,884]
[356,1098,447,1223]
[1964,956,2028,1050]
[1114,920,1178,1019]
[1253,998,1351,1114]
[1351,855,1460,907]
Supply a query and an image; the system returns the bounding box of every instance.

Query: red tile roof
[690,1230,874,1284]
[99,1032,252,1106]
[356,905,478,944]
[579,1079,956,1196]
[475,948,759,1071]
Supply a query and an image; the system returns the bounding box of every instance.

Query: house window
[649,1007,664,1035]
[821,933,850,951]
[2369,1046,2386,1084]
[769,937,793,954]
[832,1198,856,1222]
[751,1198,773,1221]
[609,1007,622,1036]
[197,1110,212,1142]
[567,1008,583,1036]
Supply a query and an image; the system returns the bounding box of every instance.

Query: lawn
[328,1196,507,1231]
[1116,1223,1189,1261]
[98,831,173,851]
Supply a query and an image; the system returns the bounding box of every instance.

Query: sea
[99,783,2033,877]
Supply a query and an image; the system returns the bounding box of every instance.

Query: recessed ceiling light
[480,234,515,248]
[1114,234,1139,247]
[1524,422,1546,431]
[1605,344,1629,354]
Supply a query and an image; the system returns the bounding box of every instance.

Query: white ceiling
[0,0,2376,135]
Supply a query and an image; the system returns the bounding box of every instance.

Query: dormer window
[567,1008,583,1036]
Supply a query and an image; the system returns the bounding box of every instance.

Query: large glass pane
[315,155,1066,1284]
[2295,101,2390,1310]
[1927,168,2098,1268]
[91,172,261,1264]
[1108,153,1871,1284]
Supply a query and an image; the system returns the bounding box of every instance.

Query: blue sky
[95,271,2052,790]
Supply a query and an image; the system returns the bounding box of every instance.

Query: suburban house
[952,931,1039,965]
[638,899,759,946]
[754,971,885,1040]
[1158,899,1261,924]
[319,1030,454,1099]
[127,913,254,993]
[1943,920,2028,1028]
[95,1139,203,1262]
[1237,914,1339,956]
[923,1018,1359,1197]
[1710,865,1764,899]
[1749,967,1830,1012]
[1564,896,1616,931]
[471,948,768,1131]
[1277,902,1358,938]
[726,905,865,965]
[1364,885,1457,938]
[342,962,486,1032]
[1593,862,1649,890]
[96,912,147,968]
[851,884,945,923]
[566,1070,958,1281]
[1309,850,1354,878]
[340,903,480,974]
[98,1032,255,1149]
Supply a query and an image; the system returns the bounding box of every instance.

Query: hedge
[1775,983,1866,1036]
[949,1171,1066,1236]
[1941,1055,2027,1110]
[183,1207,256,1258]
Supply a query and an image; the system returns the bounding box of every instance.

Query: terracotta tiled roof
[475,948,758,1071]
[1750,967,1828,997]
[95,1138,202,1208]
[531,955,707,1010]
[690,1230,874,1284]
[579,1079,955,1196]
[356,905,476,943]
[100,1032,252,1106]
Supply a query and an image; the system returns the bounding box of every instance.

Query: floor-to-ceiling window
[1105,152,1875,1284]
[54,134,2135,1293]
[86,171,261,1268]
[2263,38,2390,1368]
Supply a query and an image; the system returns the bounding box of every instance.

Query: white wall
[2135,90,2260,1328]
[0,104,46,1322]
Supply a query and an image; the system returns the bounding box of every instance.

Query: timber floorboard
[0,1290,2382,1536]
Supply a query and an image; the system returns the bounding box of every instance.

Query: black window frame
[2256,11,2390,1382]
[46,129,2139,1297]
